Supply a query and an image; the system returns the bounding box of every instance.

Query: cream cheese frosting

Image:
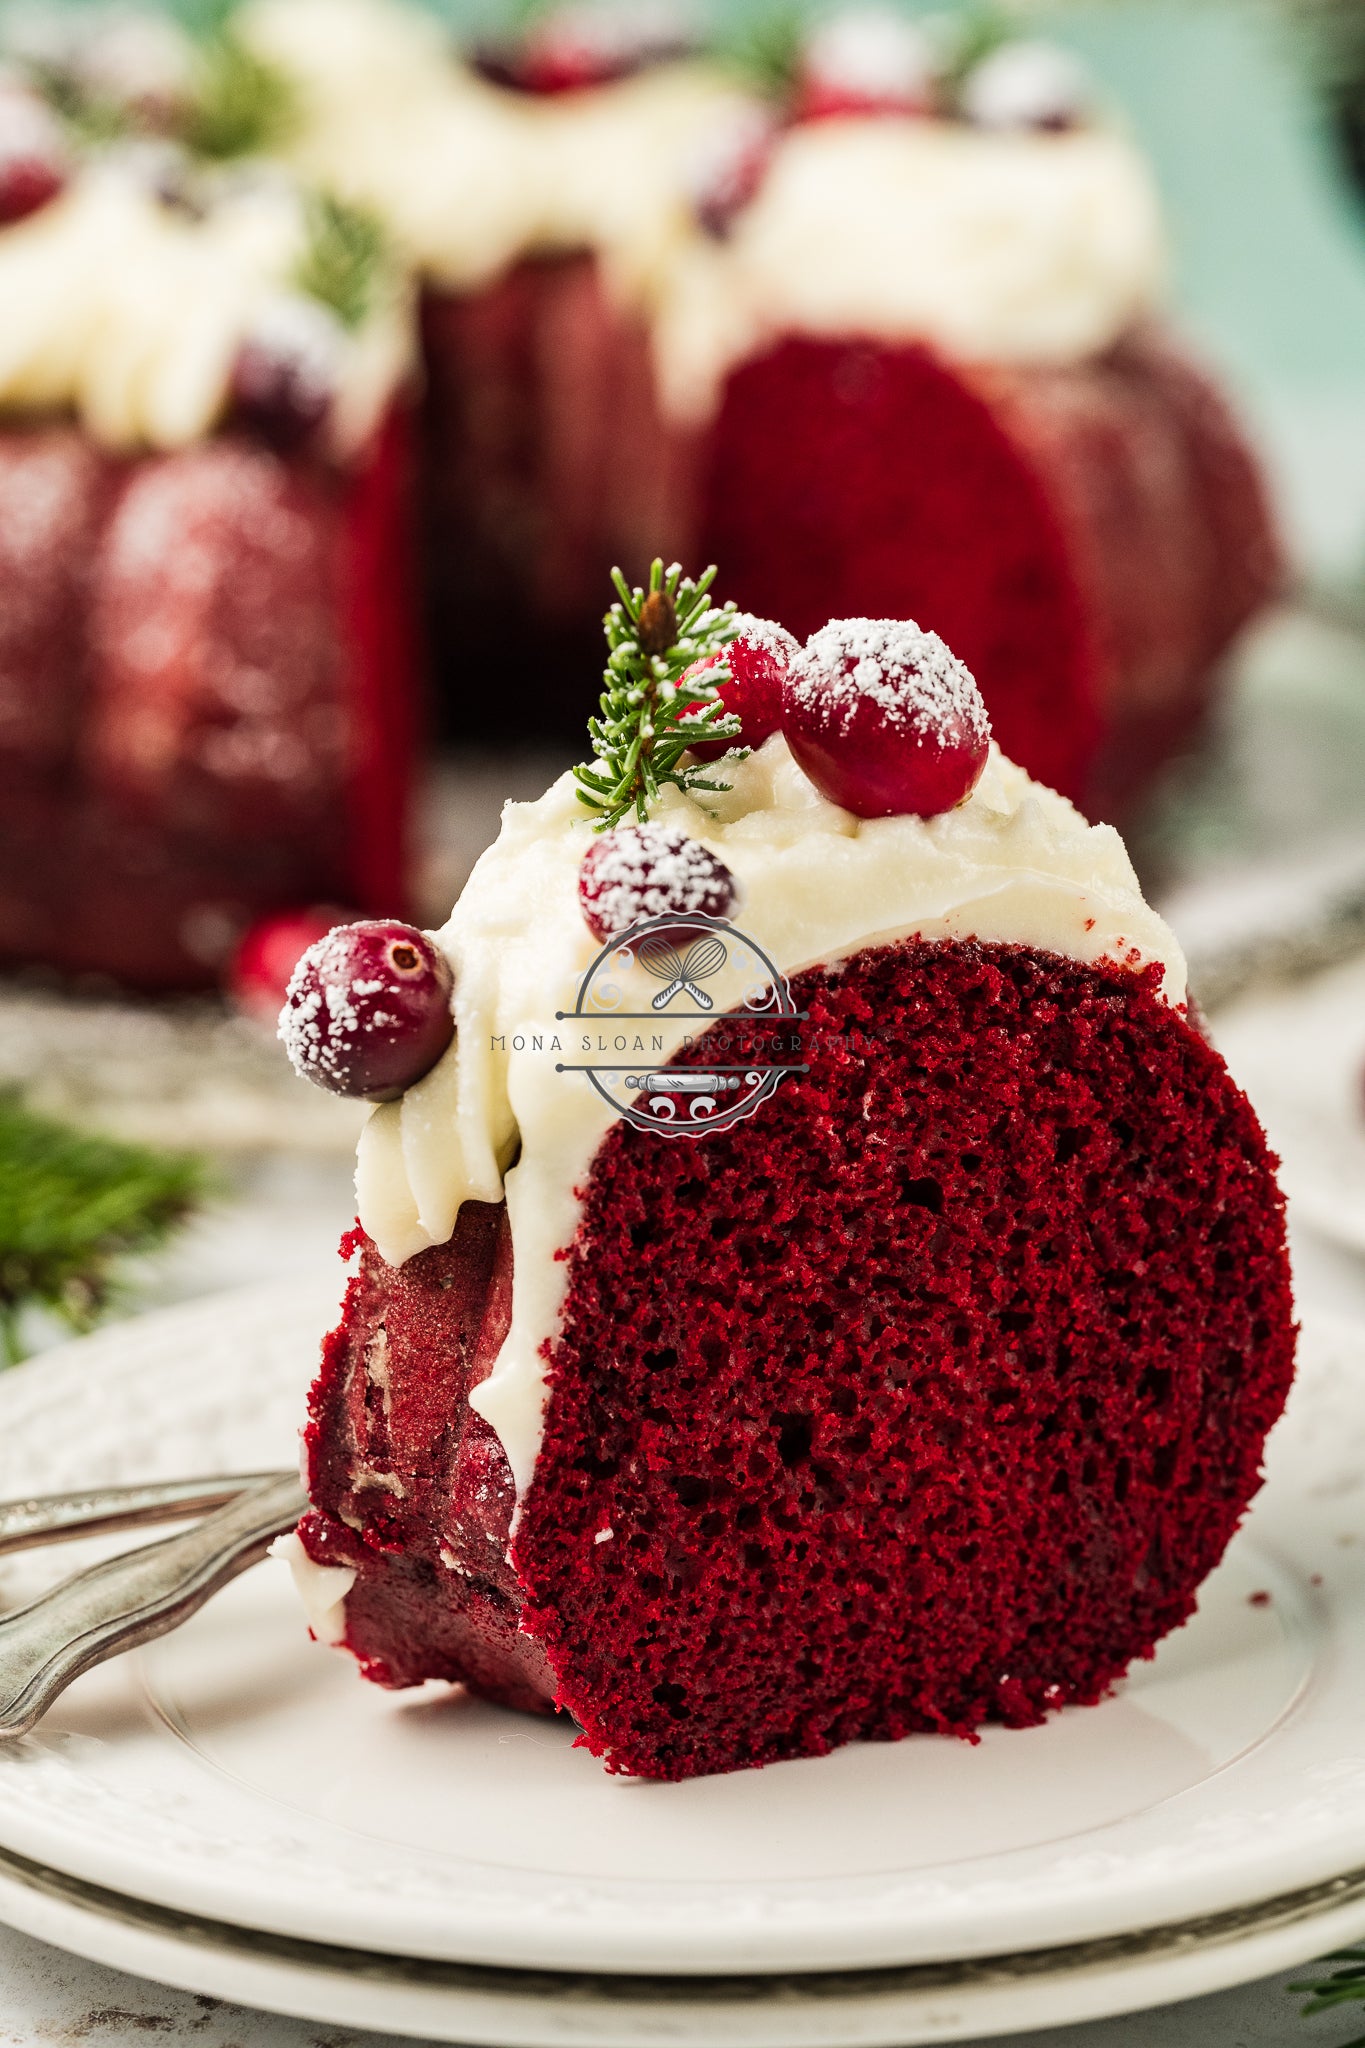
[271,1530,356,1644]
[0,161,414,456]
[243,0,1165,421]
[651,118,1166,420]
[354,737,1186,1497]
[242,0,752,303]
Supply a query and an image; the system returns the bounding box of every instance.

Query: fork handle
[0,1472,307,1739]
[0,1471,294,1556]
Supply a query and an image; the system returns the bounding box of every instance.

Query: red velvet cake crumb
[299,938,1295,1781]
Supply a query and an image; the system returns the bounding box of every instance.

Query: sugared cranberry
[579,823,738,943]
[510,1,695,94]
[228,295,344,453]
[685,106,777,240]
[678,613,797,762]
[279,920,456,1101]
[783,618,990,819]
[795,8,936,123]
[227,905,355,1025]
[0,92,68,227]
[73,10,194,131]
[958,40,1091,132]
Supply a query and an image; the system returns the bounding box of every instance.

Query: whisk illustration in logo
[558,912,807,1135]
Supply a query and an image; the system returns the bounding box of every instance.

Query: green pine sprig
[294,192,386,331]
[574,560,744,831]
[1291,1949,1365,2045]
[0,1097,207,1369]
[185,29,298,163]
[716,4,809,99]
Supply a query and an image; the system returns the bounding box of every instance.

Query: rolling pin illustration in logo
[560,912,807,1135]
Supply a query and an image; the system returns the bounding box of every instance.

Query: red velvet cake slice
[280,568,1295,1781]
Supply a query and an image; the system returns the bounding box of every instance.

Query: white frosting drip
[270,1530,356,1645]
[0,163,414,456]
[243,0,750,304]
[354,738,1185,1497]
[652,118,1166,421]
[245,0,1163,417]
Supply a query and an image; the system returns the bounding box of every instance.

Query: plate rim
[2,1835,1365,2047]
[0,1281,1362,1978]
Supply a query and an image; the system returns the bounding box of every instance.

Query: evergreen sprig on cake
[573,561,742,830]
[187,29,297,161]
[295,193,386,330]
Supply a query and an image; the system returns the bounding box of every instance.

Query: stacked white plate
[0,1254,1363,2044]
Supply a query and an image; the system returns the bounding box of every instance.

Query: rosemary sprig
[294,192,386,331]
[574,560,743,831]
[186,29,297,162]
[1291,1948,1365,2044]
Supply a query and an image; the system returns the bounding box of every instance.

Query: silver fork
[0,1471,304,1740]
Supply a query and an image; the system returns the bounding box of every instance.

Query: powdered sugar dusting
[279,928,381,1085]
[795,618,990,747]
[579,822,737,940]
[727,611,799,665]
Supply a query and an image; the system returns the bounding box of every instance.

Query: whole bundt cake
[278,567,1296,1781]
[247,0,1281,816]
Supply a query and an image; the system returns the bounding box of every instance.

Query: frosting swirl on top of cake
[651,118,1165,420]
[243,0,1165,414]
[242,0,752,300]
[0,163,413,455]
[355,737,1186,1494]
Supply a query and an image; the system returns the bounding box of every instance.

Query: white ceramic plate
[1215,954,1365,1254]
[0,1282,1364,2038]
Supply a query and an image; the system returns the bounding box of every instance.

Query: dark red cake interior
[417,271,1279,816]
[300,937,1294,1781]
[700,332,1280,815]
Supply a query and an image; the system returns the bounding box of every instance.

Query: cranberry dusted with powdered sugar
[795,8,936,123]
[279,921,455,1101]
[684,106,778,240]
[578,823,737,944]
[958,40,1092,133]
[0,88,68,227]
[678,612,797,762]
[784,618,990,819]
[510,1,695,93]
[229,295,345,454]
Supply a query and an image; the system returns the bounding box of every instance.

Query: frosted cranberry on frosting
[280,920,455,1100]
[0,85,69,226]
[959,40,1093,133]
[794,8,936,123]
[679,611,796,762]
[578,821,738,942]
[229,293,348,452]
[784,617,990,818]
